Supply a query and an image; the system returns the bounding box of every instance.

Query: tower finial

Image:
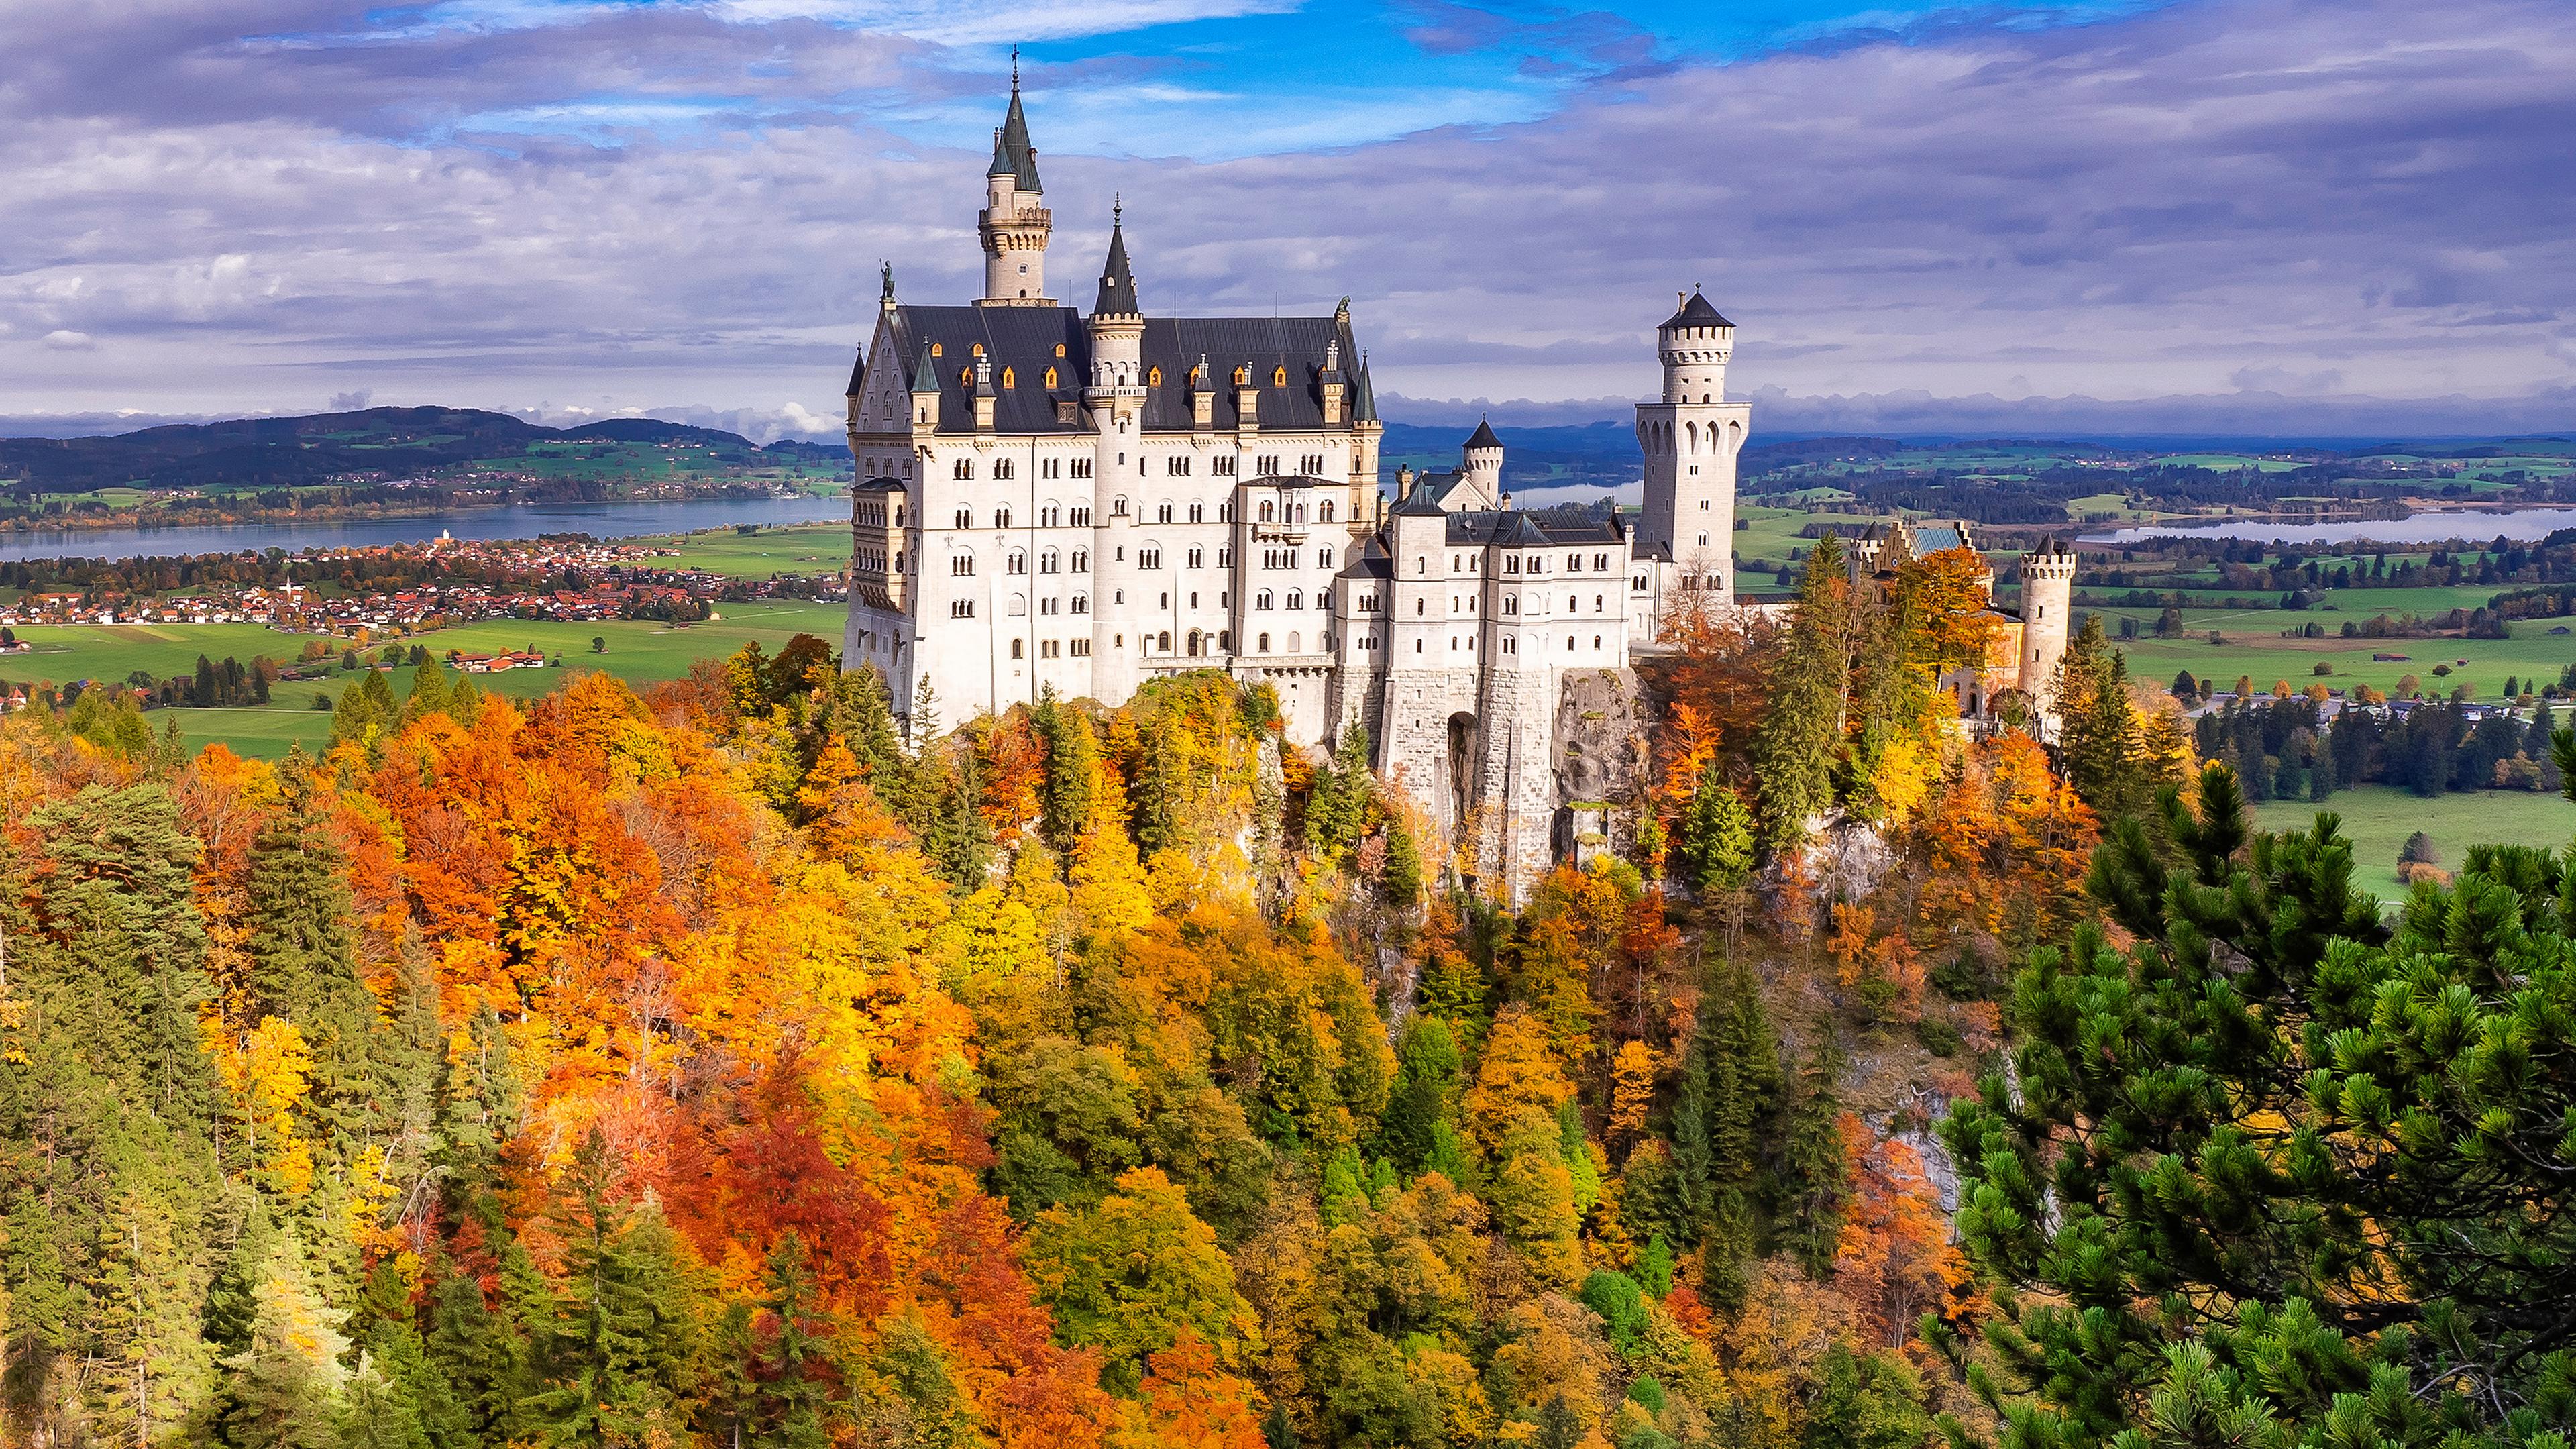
[1011,45,1020,88]
[1113,192,1122,227]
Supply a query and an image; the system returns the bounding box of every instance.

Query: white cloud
[41,329,97,351]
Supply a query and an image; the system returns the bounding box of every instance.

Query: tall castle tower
[1086,210,1147,702]
[1636,290,1751,597]
[2019,538,2076,722]
[977,68,1053,306]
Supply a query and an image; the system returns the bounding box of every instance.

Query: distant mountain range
[0,407,847,494]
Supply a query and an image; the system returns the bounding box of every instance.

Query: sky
[3,0,2572,441]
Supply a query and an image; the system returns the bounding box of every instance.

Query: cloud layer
[3,0,2569,434]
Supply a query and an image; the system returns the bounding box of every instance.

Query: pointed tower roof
[845,345,866,398]
[1352,354,1378,423]
[1662,289,1732,329]
[987,128,1014,179]
[1093,212,1139,317]
[998,74,1042,193]
[1466,417,1503,451]
[909,345,940,394]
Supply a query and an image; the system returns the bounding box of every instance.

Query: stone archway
[1444,712,1478,830]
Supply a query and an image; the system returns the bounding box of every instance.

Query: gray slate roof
[878,304,1362,436]
[1662,290,1733,329]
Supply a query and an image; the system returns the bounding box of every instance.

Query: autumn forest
[5,540,2575,1449]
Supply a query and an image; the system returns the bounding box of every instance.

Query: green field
[2086,599,2576,701]
[2253,785,2576,902]
[2,601,851,757]
[631,523,852,580]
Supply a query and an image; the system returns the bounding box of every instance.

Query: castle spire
[1094,202,1138,317]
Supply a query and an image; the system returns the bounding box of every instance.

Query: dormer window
[1233,364,1250,386]
[971,343,985,356]
[1148,366,1163,387]
[931,343,943,358]
[1002,367,1015,388]
[1044,366,1058,388]
[1055,343,1067,357]
[1272,366,1287,386]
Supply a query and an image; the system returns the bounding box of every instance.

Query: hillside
[0,405,849,499]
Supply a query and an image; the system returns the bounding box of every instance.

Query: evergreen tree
[1381,815,1425,905]
[1032,689,1099,859]
[2053,614,2145,816]
[331,669,398,755]
[1776,1017,1848,1280]
[1676,763,1754,898]
[519,1130,700,1447]
[1668,957,1779,1305]
[221,1242,350,1449]
[1752,535,1851,845]
[405,653,453,722]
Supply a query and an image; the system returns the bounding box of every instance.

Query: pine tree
[1033,688,1099,859]
[405,653,453,722]
[221,1240,351,1449]
[2053,615,2145,816]
[1776,1017,1849,1279]
[1676,763,1754,898]
[519,1130,700,1447]
[1752,534,1851,845]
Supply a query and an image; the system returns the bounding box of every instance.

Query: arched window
[1187,631,1203,656]
[995,507,1011,528]
[1232,364,1249,386]
[1055,343,1067,357]
[953,506,971,528]
[1320,500,1335,522]
[1009,594,1026,616]
[1258,633,1271,653]
[1002,366,1015,388]
[1158,501,1173,523]
[1157,631,1172,651]
[1259,500,1275,522]
[1256,590,1274,610]
[930,342,943,358]
[1044,366,1058,388]
[1286,590,1302,610]
[1593,635,1603,649]
[971,343,984,356]
[1073,549,1090,572]
[1010,639,1024,658]
[1272,366,1287,386]
[1218,631,1232,651]
[1040,549,1060,574]
[1148,366,1163,386]
[1113,497,1128,517]
[1287,631,1301,653]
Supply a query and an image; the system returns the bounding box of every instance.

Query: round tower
[1635,289,1750,598]
[2018,537,2078,716]
[1087,208,1148,703]
[977,71,1054,307]
[1460,417,1503,507]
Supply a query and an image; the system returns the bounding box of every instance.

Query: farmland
[2252,784,2575,902]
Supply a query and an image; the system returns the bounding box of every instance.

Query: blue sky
[4,0,2570,437]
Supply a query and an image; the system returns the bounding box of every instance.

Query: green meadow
[629,522,853,580]
[2253,785,2576,902]
[3,600,851,757]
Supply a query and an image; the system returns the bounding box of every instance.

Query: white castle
[841,77,2068,893]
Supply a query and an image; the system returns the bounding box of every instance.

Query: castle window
[1113,497,1128,517]
[931,343,943,357]
[1256,590,1274,610]
[1507,556,1520,575]
[1259,500,1275,523]
[1595,553,1609,570]
[1504,597,1517,615]
[1002,367,1015,388]
[959,367,972,387]
[1139,547,1162,569]
[971,343,984,356]
[1187,547,1203,568]
[951,600,975,617]
[1071,460,1091,479]
[1697,532,1710,547]
[1595,594,1605,612]
[1233,364,1249,386]
[1258,633,1271,653]
[954,458,972,480]
[1218,631,1232,651]
[1040,549,1059,574]
[994,460,1014,480]
[954,507,971,528]
[1316,547,1334,568]
[1566,636,1576,651]
[951,556,974,576]
[1044,366,1058,388]
[1216,547,1231,567]
[1214,457,1236,476]
[1040,504,1059,526]
[1011,639,1022,658]
[1040,596,1058,614]
[1189,502,1203,522]
[1073,593,1089,612]
[1633,575,1646,592]
[1416,557,1426,575]
[1073,549,1090,572]
[1272,366,1287,386]
[1148,366,1163,387]
[1286,590,1302,610]
[1158,631,1172,651]
[1594,635,1603,650]
[1320,500,1334,522]
[1158,501,1173,522]
[1055,343,1066,357]
[1287,632,1301,653]
[996,507,1012,528]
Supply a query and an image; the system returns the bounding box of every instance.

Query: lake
[2080,505,2576,547]
[0,494,848,564]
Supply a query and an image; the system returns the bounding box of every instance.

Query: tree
[1943,762,2576,1449]
[1676,763,1755,899]
[1776,1021,1848,1281]
[519,1131,701,1446]
[1752,535,1853,844]
[590,636,606,654]
[1022,1167,1255,1395]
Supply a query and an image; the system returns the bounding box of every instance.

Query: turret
[1459,417,1503,508]
[977,67,1053,306]
[1085,205,1148,704]
[908,345,941,429]
[2018,537,2078,724]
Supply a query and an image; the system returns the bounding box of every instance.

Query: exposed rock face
[1551,668,1648,864]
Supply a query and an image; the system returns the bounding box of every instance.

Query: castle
[842,76,2071,894]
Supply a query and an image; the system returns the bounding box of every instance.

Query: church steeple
[976,54,1053,307]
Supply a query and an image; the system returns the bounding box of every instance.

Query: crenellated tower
[977,66,1054,306]
[2018,537,2077,726]
[1636,289,1750,600]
